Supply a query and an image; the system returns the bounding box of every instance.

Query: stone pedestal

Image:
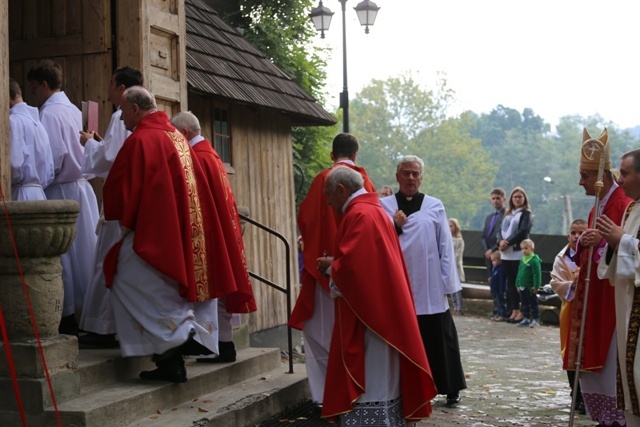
[0,200,80,422]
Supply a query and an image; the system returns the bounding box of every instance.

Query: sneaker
[529,320,540,328]
[517,319,531,327]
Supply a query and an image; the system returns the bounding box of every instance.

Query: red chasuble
[563,186,632,371]
[192,140,256,313]
[103,111,236,303]
[321,192,437,423]
[288,163,375,330]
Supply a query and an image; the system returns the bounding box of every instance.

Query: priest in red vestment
[103,86,236,383]
[289,133,375,404]
[171,111,256,363]
[563,127,631,424]
[319,165,436,425]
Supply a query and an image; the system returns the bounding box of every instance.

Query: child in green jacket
[515,239,542,327]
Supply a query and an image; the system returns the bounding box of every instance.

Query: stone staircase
[2,337,309,427]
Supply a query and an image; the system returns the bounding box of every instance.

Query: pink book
[82,100,99,133]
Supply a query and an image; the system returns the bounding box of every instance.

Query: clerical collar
[189,134,205,147]
[336,159,355,166]
[399,192,420,201]
[342,188,368,213]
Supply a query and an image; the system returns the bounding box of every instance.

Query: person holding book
[77,66,143,348]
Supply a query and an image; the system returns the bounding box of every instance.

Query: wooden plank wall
[189,93,299,333]
[233,106,300,333]
[8,0,112,135]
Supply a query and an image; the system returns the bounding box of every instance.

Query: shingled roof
[185,0,337,127]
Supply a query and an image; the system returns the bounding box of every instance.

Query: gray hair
[170,111,201,134]
[326,166,364,193]
[122,86,156,111]
[396,155,425,176]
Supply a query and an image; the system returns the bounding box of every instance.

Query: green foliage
[350,72,455,187]
[225,0,329,102]
[419,114,497,225]
[223,0,336,207]
[350,73,494,226]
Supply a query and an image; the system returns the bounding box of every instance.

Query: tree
[350,74,494,226]
[223,1,337,204]
[350,72,455,187]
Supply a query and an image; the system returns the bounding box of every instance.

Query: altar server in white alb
[380,155,467,408]
[27,59,99,336]
[597,148,640,427]
[78,66,143,348]
[9,78,54,201]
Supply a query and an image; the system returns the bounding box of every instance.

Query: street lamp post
[310,0,380,133]
[543,176,573,235]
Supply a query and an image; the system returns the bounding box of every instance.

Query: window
[214,108,231,164]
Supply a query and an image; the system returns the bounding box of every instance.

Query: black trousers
[502,259,521,313]
[417,311,467,395]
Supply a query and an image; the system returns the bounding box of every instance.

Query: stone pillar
[0,200,81,424]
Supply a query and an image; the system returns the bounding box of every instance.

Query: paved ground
[417,313,595,427]
[266,306,599,427]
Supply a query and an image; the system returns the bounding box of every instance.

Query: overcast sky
[314,0,640,130]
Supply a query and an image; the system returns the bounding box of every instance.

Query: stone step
[42,347,285,426]
[125,364,309,427]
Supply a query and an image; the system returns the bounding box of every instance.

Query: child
[448,218,465,315]
[515,239,542,327]
[549,219,587,413]
[489,250,508,321]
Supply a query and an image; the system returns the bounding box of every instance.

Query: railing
[238,213,294,374]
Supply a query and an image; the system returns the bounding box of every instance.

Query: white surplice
[110,233,217,357]
[599,200,640,426]
[40,91,99,316]
[79,109,130,334]
[9,102,54,200]
[380,195,460,315]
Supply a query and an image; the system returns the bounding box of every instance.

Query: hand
[393,209,408,228]
[316,256,333,277]
[498,239,509,251]
[579,228,602,247]
[484,249,492,260]
[596,215,624,247]
[79,130,94,146]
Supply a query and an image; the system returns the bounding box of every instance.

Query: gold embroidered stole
[166,130,210,301]
[615,201,640,414]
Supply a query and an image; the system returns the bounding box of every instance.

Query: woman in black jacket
[495,187,533,323]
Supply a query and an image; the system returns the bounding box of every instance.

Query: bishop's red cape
[191,140,256,313]
[321,192,437,422]
[288,162,375,329]
[563,186,632,371]
[103,111,236,303]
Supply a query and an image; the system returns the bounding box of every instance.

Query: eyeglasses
[512,195,524,199]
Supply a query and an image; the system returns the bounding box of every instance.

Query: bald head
[170,111,201,141]
[120,86,157,131]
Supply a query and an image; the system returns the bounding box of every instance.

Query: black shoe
[445,393,461,407]
[59,315,79,336]
[78,333,118,349]
[575,400,586,415]
[140,353,187,383]
[197,341,236,364]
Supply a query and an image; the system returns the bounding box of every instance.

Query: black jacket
[495,209,532,252]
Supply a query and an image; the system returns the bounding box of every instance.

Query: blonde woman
[448,218,465,315]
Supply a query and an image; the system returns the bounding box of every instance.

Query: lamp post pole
[339,0,350,133]
[309,0,380,134]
